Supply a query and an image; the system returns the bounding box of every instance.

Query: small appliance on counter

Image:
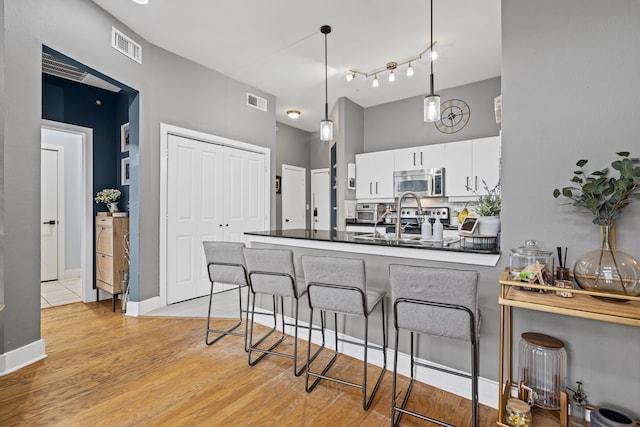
[393,168,445,198]
[344,200,357,223]
[355,203,387,224]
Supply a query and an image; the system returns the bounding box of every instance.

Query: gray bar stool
[389,264,480,427]
[301,255,387,410]
[243,247,323,376]
[202,241,275,351]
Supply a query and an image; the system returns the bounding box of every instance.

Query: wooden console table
[497,268,640,426]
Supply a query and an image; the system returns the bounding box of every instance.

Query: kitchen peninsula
[245,229,500,267]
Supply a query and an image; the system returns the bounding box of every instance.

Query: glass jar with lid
[510,240,555,285]
[505,398,532,427]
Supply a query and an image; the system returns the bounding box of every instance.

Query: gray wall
[275,122,312,230]
[365,77,501,152]
[0,0,276,353]
[501,0,640,410]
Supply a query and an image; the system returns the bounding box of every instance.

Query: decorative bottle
[433,216,443,241]
[421,218,432,240]
[568,381,587,427]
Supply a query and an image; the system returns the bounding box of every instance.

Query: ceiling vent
[42,52,88,82]
[112,27,142,64]
[247,93,267,112]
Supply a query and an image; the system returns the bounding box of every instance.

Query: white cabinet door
[472,136,501,192]
[444,139,474,197]
[356,151,394,200]
[394,147,422,171]
[421,144,446,169]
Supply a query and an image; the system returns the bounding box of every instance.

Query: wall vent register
[247,93,268,112]
[112,27,142,64]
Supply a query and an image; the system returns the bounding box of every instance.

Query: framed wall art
[121,157,130,185]
[121,122,130,153]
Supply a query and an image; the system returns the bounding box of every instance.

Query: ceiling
[91,0,501,133]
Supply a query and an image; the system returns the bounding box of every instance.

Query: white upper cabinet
[356,151,395,200]
[444,136,501,198]
[394,144,446,171]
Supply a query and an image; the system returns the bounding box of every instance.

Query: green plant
[95,188,121,204]
[469,180,501,216]
[553,152,640,225]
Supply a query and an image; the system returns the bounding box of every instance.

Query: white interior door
[311,168,330,231]
[282,164,306,229]
[41,148,59,281]
[167,134,266,304]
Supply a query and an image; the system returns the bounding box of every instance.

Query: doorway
[281,164,306,230]
[41,122,94,304]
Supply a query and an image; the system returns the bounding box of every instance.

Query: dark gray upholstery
[389,264,479,341]
[243,248,305,297]
[202,241,248,286]
[302,255,385,315]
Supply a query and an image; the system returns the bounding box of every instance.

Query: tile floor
[41,278,82,308]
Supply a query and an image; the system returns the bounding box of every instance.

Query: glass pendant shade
[320,119,333,141]
[424,94,441,122]
[573,225,640,297]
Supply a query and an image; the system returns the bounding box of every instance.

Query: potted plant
[95,188,121,213]
[468,180,501,236]
[553,151,640,296]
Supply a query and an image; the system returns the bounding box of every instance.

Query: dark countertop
[245,229,500,255]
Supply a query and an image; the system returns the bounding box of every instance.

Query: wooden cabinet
[497,269,640,426]
[394,144,446,171]
[444,136,501,198]
[96,216,129,311]
[355,151,394,200]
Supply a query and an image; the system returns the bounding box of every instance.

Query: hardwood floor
[0,301,498,426]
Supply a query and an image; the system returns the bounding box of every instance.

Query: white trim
[42,120,94,303]
[246,234,501,267]
[41,144,66,281]
[124,296,163,317]
[159,123,271,308]
[0,339,47,376]
[252,312,498,409]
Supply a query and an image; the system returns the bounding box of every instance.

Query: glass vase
[573,225,640,297]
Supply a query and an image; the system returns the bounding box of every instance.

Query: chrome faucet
[395,191,423,239]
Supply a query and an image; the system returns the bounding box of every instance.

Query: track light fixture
[346,42,436,87]
[319,25,333,141]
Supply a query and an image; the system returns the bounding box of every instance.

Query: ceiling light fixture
[424,0,441,122]
[346,43,436,86]
[372,74,379,87]
[286,110,301,119]
[319,25,333,141]
[131,0,149,4]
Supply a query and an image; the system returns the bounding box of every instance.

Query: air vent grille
[247,93,267,112]
[42,53,88,82]
[112,27,142,64]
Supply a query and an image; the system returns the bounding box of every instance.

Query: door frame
[159,123,271,308]
[281,164,306,230]
[310,168,330,232]
[40,144,65,281]
[41,120,94,303]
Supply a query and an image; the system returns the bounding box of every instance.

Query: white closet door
[167,134,266,304]
[224,148,265,242]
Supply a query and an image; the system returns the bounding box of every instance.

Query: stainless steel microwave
[393,168,445,198]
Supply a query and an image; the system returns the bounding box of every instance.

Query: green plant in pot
[553,152,640,297]
[469,180,501,236]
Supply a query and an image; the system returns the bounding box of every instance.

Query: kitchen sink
[352,232,461,246]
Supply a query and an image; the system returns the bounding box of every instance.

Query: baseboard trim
[0,339,47,376]
[125,296,163,316]
[255,312,499,409]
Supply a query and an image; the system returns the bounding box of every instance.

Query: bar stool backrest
[202,241,248,286]
[243,248,297,297]
[302,255,367,315]
[389,264,479,341]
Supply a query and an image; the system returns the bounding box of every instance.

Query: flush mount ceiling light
[424,0,441,122]
[319,25,333,141]
[346,42,436,87]
[286,110,301,119]
[131,0,149,4]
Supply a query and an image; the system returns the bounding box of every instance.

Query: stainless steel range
[390,206,450,234]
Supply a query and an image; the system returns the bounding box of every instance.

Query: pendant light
[320,25,333,141]
[424,0,440,122]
